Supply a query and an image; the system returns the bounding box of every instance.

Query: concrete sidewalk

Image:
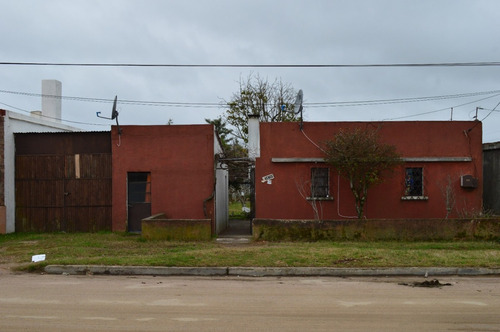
[44,265,500,277]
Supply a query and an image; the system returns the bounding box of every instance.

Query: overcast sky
[1,0,500,142]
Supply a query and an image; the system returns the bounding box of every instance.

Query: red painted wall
[111,125,216,231]
[255,121,483,219]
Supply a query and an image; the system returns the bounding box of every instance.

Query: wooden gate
[15,132,112,232]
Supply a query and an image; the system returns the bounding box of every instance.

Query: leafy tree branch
[324,128,402,218]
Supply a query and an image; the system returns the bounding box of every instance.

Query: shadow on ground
[217,219,252,245]
[219,219,252,237]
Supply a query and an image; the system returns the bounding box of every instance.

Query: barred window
[404,167,423,196]
[311,167,329,198]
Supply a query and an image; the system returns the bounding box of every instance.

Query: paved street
[1,272,499,331]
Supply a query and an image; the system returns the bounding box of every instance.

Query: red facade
[255,121,483,219]
[111,125,218,232]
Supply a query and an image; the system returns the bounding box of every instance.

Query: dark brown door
[127,172,151,233]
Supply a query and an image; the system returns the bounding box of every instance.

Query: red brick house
[251,120,482,220]
[111,125,228,234]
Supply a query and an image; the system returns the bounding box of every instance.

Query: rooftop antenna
[97,95,122,145]
[284,89,304,130]
[97,95,122,134]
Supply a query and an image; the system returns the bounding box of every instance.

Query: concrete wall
[215,166,229,234]
[248,115,260,160]
[111,125,222,233]
[214,132,229,235]
[0,115,4,233]
[254,121,483,220]
[253,218,500,241]
[0,110,77,233]
[142,214,212,241]
[483,142,500,215]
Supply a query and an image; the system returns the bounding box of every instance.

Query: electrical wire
[384,92,500,121]
[308,90,500,108]
[2,61,500,68]
[480,100,500,122]
[0,89,220,108]
[2,88,499,110]
[2,87,499,127]
[0,101,108,127]
[301,129,326,153]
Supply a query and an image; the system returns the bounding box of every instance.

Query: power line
[480,101,500,122]
[0,101,108,127]
[2,88,499,109]
[307,90,500,108]
[2,87,499,126]
[2,61,500,68]
[0,89,221,108]
[384,92,500,121]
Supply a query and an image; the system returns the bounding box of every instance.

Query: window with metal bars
[404,167,423,197]
[310,167,330,199]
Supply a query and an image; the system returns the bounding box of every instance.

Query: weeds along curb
[44,265,500,277]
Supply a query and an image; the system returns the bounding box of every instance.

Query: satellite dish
[287,89,304,130]
[282,89,303,115]
[294,89,303,115]
[111,95,118,120]
[96,95,122,136]
[96,95,119,120]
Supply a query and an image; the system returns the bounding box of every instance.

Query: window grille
[405,167,423,196]
[311,167,329,198]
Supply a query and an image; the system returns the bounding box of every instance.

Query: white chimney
[41,79,62,122]
[248,114,260,160]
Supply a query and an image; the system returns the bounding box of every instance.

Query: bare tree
[295,177,323,220]
[225,73,299,143]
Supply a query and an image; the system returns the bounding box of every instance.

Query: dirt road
[1,271,499,331]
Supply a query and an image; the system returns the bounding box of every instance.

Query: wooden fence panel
[15,153,112,232]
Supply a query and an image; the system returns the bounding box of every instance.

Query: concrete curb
[44,265,228,276]
[44,265,500,277]
[227,267,500,277]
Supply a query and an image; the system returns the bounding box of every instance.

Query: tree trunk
[350,180,365,219]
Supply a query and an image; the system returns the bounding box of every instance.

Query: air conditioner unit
[460,175,478,189]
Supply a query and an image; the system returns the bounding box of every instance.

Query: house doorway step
[216,219,252,244]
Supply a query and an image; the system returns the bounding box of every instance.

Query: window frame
[402,167,428,201]
[308,167,333,201]
[127,172,152,204]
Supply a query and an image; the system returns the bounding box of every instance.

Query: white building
[0,80,78,233]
